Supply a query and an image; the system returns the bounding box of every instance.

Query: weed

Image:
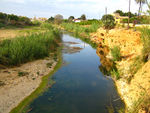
[0,81,5,86]
[46,62,53,68]
[37,72,40,75]
[128,92,150,113]
[18,71,29,77]
[111,46,121,61]
[111,68,120,80]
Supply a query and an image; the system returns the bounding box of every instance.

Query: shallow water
[28,34,124,113]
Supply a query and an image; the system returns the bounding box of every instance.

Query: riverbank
[0,24,62,113]
[91,28,150,113]
[10,48,62,113]
[0,53,59,113]
[60,23,150,112]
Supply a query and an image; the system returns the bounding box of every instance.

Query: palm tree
[146,0,150,10]
[128,0,131,29]
[135,0,146,16]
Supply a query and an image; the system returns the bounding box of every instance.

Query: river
[28,34,124,113]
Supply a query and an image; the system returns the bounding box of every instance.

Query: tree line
[47,14,86,23]
[0,12,32,26]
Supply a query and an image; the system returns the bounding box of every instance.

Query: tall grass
[61,23,100,48]
[0,25,61,66]
[139,27,150,62]
[62,22,100,34]
[111,46,121,61]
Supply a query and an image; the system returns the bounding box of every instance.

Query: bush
[101,14,116,29]
[0,23,5,28]
[111,46,121,61]
[54,14,63,24]
[32,20,41,26]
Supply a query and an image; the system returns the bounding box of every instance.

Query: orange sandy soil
[91,28,150,112]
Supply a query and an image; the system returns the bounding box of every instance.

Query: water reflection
[28,34,124,113]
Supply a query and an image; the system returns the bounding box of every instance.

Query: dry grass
[0,27,47,40]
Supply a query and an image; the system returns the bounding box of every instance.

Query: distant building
[38,17,47,22]
[73,19,81,23]
[31,16,47,22]
[112,13,128,24]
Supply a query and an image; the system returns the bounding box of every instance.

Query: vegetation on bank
[76,19,102,25]
[10,48,62,113]
[61,22,101,48]
[0,24,61,66]
[128,27,150,81]
[111,46,121,61]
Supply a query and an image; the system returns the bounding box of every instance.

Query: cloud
[0,0,148,19]
[1,0,26,4]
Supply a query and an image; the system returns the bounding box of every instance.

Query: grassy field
[0,25,51,40]
[0,23,62,66]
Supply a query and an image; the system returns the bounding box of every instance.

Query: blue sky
[0,0,148,19]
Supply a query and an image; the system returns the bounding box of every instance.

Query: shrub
[32,20,41,26]
[111,46,121,61]
[101,14,116,29]
[0,23,5,28]
[54,14,63,24]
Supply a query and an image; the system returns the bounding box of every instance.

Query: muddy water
[28,34,124,113]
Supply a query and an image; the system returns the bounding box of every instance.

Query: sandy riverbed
[0,56,57,113]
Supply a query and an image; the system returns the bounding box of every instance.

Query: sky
[0,0,148,19]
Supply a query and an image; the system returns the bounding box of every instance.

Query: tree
[114,10,124,16]
[135,0,146,16]
[145,0,150,14]
[80,14,86,20]
[68,16,74,22]
[101,14,115,30]
[48,16,54,23]
[8,14,19,21]
[54,14,63,24]
[128,0,131,29]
